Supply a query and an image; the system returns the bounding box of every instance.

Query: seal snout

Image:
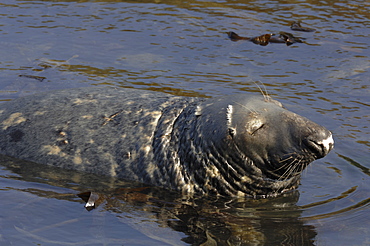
[304,132,334,158]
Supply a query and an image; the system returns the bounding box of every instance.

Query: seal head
[171,94,333,197]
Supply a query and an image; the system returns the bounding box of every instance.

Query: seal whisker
[280,167,296,181]
[278,155,295,164]
[274,161,293,173]
[266,160,295,181]
[289,157,305,178]
[254,81,271,102]
[274,154,297,172]
[278,163,296,181]
[232,101,257,114]
[277,156,304,181]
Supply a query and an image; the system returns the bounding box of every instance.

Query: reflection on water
[1,156,318,245]
[0,0,369,245]
[1,153,369,245]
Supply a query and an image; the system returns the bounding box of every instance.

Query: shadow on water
[0,155,318,245]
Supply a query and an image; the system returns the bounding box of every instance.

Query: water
[0,0,369,245]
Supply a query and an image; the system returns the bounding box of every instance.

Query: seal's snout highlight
[305,132,334,158]
[321,133,334,155]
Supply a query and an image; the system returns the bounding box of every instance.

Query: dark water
[0,0,369,245]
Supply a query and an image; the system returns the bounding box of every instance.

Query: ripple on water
[0,0,369,245]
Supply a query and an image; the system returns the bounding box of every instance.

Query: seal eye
[246,119,264,135]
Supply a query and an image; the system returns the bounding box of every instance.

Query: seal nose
[305,132,334,158]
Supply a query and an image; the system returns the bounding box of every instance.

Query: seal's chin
[239,169,301,198]
[232,157,302,198]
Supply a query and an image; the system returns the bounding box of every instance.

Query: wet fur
[0,87,333,197]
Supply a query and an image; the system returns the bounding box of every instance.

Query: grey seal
[0,87,333,197]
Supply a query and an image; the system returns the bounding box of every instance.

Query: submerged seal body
[0,87,333,197]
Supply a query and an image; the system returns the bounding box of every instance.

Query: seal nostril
[305,133,334,158]
[306,139,324,157]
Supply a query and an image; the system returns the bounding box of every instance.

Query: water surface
[0,0,369,245]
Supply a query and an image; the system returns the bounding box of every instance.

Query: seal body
[0,87,333,197]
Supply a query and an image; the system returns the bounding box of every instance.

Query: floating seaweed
[227,31,303,46]
[18,74,47,82]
